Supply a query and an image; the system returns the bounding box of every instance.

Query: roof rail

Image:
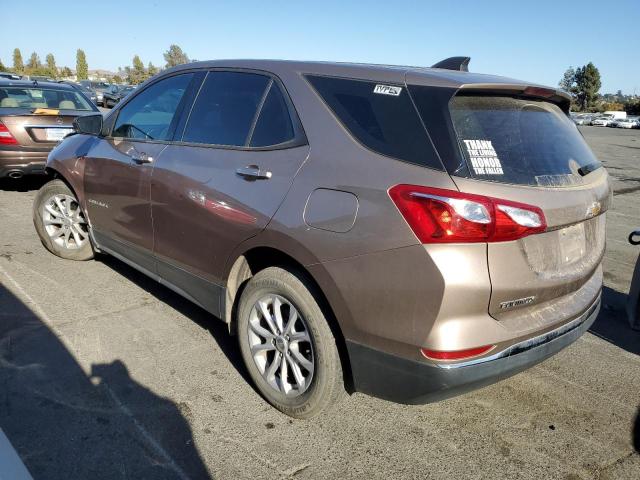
[431,56,471,72]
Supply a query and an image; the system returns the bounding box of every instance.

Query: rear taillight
[0,121,17,145]
[421,345,495,361]
[389,185,546,243]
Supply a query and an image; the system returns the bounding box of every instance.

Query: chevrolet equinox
[33,58,610,418]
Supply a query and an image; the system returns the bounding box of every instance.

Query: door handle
[130,151,153,164]
[236,165,272,180]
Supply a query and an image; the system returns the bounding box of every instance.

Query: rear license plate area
[45,128,73,142]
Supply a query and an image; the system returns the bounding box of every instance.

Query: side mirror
[73,113,103,136]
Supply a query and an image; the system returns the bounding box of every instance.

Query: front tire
[237,267,345,419]
[33,179,94,261]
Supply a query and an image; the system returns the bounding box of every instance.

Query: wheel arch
[225,245,354,391]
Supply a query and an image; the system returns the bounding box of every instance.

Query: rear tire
[33,179,94,261]
[237,267,345,419]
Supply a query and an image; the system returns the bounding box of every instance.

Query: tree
[574,62,601,112]
[147,62,158,77]
[129,55,147,84]
[558,67,575,92]
[27,52,41,70]
[112,75,123,84]
[46,53,57,78]
[61,66,73,78]
[13,48,23,73]
[0,58,5,71]
[163,44,189,68]
[76,49,88,80]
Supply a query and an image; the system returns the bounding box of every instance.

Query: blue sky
[2,0,638,94]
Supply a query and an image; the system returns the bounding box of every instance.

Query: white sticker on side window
[463,139,504,175]
[373,84,402,96]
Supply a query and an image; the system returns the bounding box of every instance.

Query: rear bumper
[347,294,600,404]
[0,149,49,177]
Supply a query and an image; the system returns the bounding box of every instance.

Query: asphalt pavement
[0,126,639,479]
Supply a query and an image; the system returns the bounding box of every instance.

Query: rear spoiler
[456,83,572,112]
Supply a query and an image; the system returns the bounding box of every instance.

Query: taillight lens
[421,345,494,361]
[0,121,18,145]
[389,184,546,243]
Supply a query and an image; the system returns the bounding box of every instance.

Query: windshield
[0,86,94,111]
[448,95,601,187]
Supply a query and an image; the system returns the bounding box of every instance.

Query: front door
[83,72,196,271]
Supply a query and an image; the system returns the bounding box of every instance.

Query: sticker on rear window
[462,139,503,175]
[373,84,402,96]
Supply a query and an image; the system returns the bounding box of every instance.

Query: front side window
[112,73,193,141]
[182,71,271,147]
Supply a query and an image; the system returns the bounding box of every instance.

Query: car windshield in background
[448,95,601,187]
[0,86,94,111]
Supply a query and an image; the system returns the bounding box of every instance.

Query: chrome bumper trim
[437,294,601,370]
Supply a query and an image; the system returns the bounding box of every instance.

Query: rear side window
[182,72,270,147]
[250,83,295,147]
[306,75,442,169]
[112,73,193,141]
[447,95,601,186]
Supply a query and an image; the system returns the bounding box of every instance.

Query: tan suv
[32,58,610,418]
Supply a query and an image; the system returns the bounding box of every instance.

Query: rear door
[411,86,610,331]
[151,70,308,313]
[83,72,196,271]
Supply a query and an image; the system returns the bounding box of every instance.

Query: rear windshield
[0,86,94,111]
[306,75,442,170]
[448,95,601,186]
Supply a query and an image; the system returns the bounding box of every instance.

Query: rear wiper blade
[577,162,601,177]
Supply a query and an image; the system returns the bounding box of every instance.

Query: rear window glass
[448,95,601,186]
[0,86,94,111]
[306,75,442,170]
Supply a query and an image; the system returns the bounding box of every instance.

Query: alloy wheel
[42,194,89,250]
[247,294,315,397]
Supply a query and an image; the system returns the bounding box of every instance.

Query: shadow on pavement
[99,254,254,388]
[0,282,212,479]
[0,175,48,192]
[589,286,640,356]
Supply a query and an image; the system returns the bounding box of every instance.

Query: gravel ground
[0,126,639,479]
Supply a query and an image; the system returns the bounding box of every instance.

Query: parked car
[0,79,99,178]
[0,72,22,80]
[592,116,613,127]
[615,117,639,129]
[79,81,110,106]
[58,81,98,105]
[33,58,609,418]
[102,85,135,108]
[572,114,591,126]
